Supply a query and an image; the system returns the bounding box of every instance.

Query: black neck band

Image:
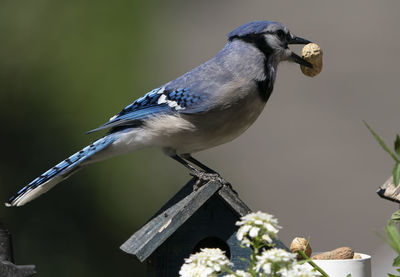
[229,34,275,102]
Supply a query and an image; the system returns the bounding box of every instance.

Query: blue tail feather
[6,135,116,207]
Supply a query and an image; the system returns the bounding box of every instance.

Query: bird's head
[228,21,313,68]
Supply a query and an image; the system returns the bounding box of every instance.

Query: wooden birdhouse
[377,175,400,203]
[120,178,287,276]
[0,220,36,277]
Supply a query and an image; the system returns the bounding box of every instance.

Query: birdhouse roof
[377,175,400,203]
[120,178,251,262]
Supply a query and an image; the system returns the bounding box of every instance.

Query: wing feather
[87,86,208,134]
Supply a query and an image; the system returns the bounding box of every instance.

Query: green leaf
[394,163,400,187]
[395,135,400,156]
[394,255,400,267]
[346,274,352,277]
[388,274,400,277]
[391,210,400,223]
[385,222,400,254]
[364,121,400,163]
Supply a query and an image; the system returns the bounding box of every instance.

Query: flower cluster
[179,212,320,277]
[236,211,281,247]
[255,248,297,274]
[179,248,231,277]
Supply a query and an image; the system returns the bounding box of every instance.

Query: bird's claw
[189,170,233,191]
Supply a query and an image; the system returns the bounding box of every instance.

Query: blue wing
[87,86,207,134]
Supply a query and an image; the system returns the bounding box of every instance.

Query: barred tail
[6,135,116,207]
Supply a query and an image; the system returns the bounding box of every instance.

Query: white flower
[281,264,319,277]
[249,226,260,237]
[225,270,252,277]
[236,211,281,246]
[179,263,217,277]
[255,248,297,274]
[179,248,232,277]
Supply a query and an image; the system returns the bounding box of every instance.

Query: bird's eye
[276,30,285,41]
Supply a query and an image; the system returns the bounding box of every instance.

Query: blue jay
[6,21,312,207]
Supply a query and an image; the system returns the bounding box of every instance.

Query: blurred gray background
[1,0,399,276]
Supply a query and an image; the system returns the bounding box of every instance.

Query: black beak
[288,35,313,68]
[288,35,311,45]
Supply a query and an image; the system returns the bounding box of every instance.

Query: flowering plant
[179,211,324,277]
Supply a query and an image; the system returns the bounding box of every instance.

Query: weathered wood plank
[0,219,36,277]
[218,185,251,216]
[120,180,222,261]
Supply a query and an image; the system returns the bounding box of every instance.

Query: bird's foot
[189,169,232,191]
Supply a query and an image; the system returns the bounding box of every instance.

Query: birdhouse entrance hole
[193,236,231,259]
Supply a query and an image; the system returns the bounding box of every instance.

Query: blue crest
[228,21,283,38]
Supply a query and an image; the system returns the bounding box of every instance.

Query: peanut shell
[290,237,312,259]
[312,247,354,260]
[300,43,323,77]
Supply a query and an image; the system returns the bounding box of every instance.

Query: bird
[6,20,312,207]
